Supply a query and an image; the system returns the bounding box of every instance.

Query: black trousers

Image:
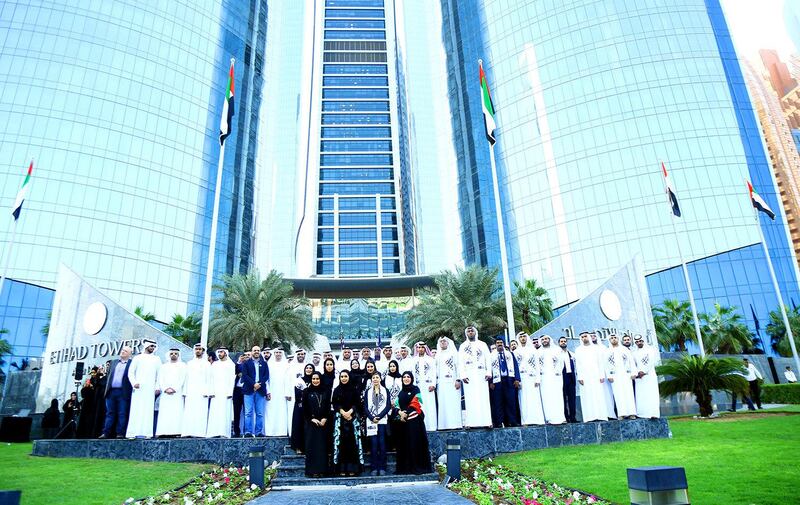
[563,372,577,422]
[749,380,762,409]
[490,377,521,427]
[232,387,244,437]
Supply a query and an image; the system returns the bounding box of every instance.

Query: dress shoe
[98,434,108,439]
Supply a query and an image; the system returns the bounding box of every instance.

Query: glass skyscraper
[441,0,800,345]
[0,0,266,372]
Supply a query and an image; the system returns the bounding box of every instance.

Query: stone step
[279,451,400,464]
[270,472,439,488]
[278,461,398,478]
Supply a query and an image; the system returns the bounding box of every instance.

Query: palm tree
[766,305,800,357]
[657,355,749,417]
[513,278,554,334]
[403,265,506,347]
[0,329,11,367]
[652,299,696,351]
[209,270,314,351]
[163,313,202,345]
[40,311,52,339]
[134,306,156,322]
[700,303,752,354]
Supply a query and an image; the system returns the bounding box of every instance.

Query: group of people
[51,325,663,449]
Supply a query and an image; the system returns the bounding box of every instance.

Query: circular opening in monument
[599,289,622,321]
[83,302,108,335]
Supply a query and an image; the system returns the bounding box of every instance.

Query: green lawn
[0,444,208,505]
[495,410,800,505]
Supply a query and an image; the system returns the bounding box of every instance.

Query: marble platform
[31,418,670,465]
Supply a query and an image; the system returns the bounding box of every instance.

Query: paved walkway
[248,482,472,505]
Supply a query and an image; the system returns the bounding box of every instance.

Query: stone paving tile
[247,483,471,505]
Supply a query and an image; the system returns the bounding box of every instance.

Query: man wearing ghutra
[538,335,566,424]
[412,341,437,431]
[126,339,161,438]
[155,347,186,437]
[458,325,492,428]
[514,332,545,425]
[633,335,660,419]
[265,348,289,436]
[574,331,608,422]
[206,348,235,437]
[181,343,211,437]
[489,338,521,427]
[435,336,462,430]
[605,334,637,419]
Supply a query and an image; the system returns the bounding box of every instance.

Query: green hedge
[761,383,800,404]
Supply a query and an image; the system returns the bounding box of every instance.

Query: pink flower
[224,477,230,485]
[588,497,597,504]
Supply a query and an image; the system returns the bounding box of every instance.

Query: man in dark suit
[99,346,133,438]
[232,351,251,437]
[241,345,270,437]
[559,337,578,423]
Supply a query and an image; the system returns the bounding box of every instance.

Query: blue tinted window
[326,0,383,6]
[320,183,394,195]
[318,229,335,242]
[323,89,389,99]
[321,154,392,165]
[382,260,400,273]
[322,101,389,112]
[340,260,378,274]
[320,168,393,180]
[325,20,385,29]
[382,243,399,257]
[325,9,384,18]
[339,213,377,225]
[317,261,335,275]
[339,228,377,241]
[323,64,387,74]
[318,213,334,226]
[317,245,335,258]
[381,212,397,225]
[319,198,334,210]
[321,140,392,151]
[323,76,389,86]
[380,197,395,209]
[322,114,390,125]
[325,30,386,40]
[340,244,378,257]
[381,227,398,240]
[322,127,391,138]
[339,197,376,210]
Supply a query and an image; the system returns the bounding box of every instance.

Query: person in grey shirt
[99,346,133,438]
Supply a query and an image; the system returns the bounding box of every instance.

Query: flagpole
[661,164,705,356]
[0,219,19,301]
[753,211,800,375]
[488,141,517,342]
[200,58,234,351]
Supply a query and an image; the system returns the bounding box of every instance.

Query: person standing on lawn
[458,325,493,428]
[126,339,161,438]
[743,358,764,409]
[574,331,608,422]
[605,334,637,419]
[632,336,660,419]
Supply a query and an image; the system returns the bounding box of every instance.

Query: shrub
[761,383,800,404]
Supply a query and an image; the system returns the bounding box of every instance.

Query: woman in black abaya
[393,371,432,475]
[303,372,331,477]
[331,370,364,476]
[321,358,337,394]
[290,363,315,452]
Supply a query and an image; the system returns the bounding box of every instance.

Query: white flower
[573,491,580,499]
[489,468,496,475]
[229,466,236,472]
[196,491,203,498]
[250,484,258,490]
[213,482,221,489]
[163,495,170,501]
[533,491,539,499]
[126,499,134,504]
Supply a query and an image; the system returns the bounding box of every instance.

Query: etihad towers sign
[532,256,657,349]
[36,265,191,412]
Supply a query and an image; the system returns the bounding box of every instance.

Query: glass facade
[0,279,53,377]
[0,1,266,321]
[442,0,800,351]
[309,296,411,343]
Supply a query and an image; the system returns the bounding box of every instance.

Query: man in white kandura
[413,341,438,431]
[633,335,660,419]
[286,348,307,437]
[605,334,637,419]
[376,345,394,376]
[206,348,235,437]
[264,348,289,436]
[515,332,545,425]
[181,344,211,437]
[336,347,353,373]
[155,347,187,437]
[458,325,492,428]
[436,337,462,430]
[398,345,413,374]
[593,334,617,419]
[538,335,566,424]
[574,332,608,422]
[126,339,162,438]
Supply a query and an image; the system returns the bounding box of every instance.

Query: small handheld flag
[661,162,681,217]
[747,180,775,220]
[479,60,496,145]
[12,161,33,221]
[219,60,235,146]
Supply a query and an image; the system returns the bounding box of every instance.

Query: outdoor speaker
[74,361,85,381]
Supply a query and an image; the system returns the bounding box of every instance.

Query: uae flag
[479,60,496,145]
[11,161,33,221]
[748,180,775,220]
[219,60,235,146]
[661,162,681,217]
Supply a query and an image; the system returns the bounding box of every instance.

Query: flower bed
[120,463,278,505]
[443,459,610,505]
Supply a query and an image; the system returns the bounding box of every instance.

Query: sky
[721,0,797,62]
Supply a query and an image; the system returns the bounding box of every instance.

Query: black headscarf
[386,359,401,379]
[302,363,315,386]
[321,358,337,390]
[398,371,421,410]
[332,370,361,411]
[305,371,323,393]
